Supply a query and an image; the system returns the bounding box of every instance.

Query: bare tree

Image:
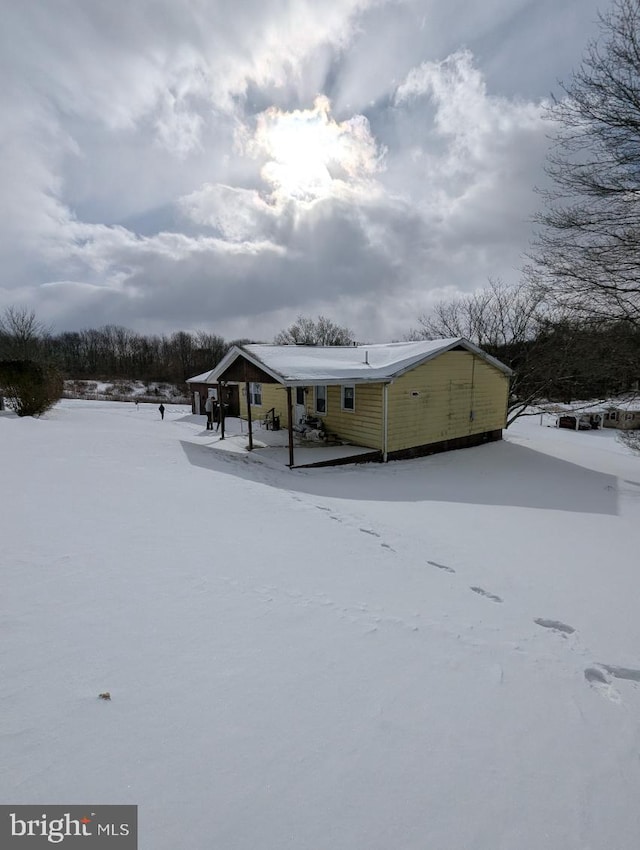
[274,315,355,346]
[532,0,640,326]
[414,278,547,347]
[168,331,197,382]
[194,331,229,369]
[0,306,49,360]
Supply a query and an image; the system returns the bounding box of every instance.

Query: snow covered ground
[2,400,640,849]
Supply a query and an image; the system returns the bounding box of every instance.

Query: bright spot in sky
[250,95,382,201]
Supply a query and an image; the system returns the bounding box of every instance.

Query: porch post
[218,382,225,440]
[286,386,295,468]
[245,381,253,450]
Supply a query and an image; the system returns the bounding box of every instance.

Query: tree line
[0,309,355,387]
[0,309,235,385]
[0,308,249,415]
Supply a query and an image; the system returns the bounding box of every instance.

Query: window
[249,382,262,406]
[342,385,355,411]
[315,385,327,414]
[296,387,305,406]
[626,413,633,420]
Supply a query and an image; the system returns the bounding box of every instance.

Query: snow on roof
[608,396,640,412]
[209,338,512,384]
[186,370,216,384]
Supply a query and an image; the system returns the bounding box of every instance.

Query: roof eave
[281,376,392,386]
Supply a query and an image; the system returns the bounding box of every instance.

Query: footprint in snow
[584,666,622,702]
[359,528,381,538]
[599,664,640,683]
[534,618,575,635]
[380,543,395,552]
[428,560,455,574]
[470,586,503,603]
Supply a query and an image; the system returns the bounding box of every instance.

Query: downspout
[504,372,511,430]
[469,356,476,434]
[382,383,389,462]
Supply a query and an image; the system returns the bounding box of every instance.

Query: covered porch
[201,416,380,468]
[212,357,381,468]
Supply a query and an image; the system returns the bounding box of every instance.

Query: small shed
[186,370,239,417]
[207,338,512,466]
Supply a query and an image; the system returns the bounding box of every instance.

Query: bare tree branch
[531,0,640,326]
[274,315,355,346]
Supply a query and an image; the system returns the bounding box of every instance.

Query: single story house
[186,370,240,417]
[602,398,640,430]
[548,397,640,431]
[206,338,512,466]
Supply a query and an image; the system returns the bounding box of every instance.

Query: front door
[294,387,306,426]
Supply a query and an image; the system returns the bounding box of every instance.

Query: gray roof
[202,338,512,386]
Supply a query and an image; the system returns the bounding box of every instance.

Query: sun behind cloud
[247,95,383,202]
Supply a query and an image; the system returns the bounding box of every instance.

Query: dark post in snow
[245,381,253,451]
[286,386,295,468]
[217,381,225,440]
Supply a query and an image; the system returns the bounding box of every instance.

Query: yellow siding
[239,383,289,424]
[234,352,507,454]
[239,381,384,447]
[239,384,322,427]
[321,384,384,449]
[387,351,509,453]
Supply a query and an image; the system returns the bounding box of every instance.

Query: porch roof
[186,370,216,384]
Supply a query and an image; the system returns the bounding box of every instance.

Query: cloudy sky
[0,0,606,342]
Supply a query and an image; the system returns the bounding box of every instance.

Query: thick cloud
[0,0,604,341]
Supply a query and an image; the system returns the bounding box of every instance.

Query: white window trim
[341,384,355,412]
[249,382,262,407]
[315,385,327,415]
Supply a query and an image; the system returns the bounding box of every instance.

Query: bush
[63,380,99,398]
[617,429,640,455]
[0,360,64,416]
[112,381,134,395]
